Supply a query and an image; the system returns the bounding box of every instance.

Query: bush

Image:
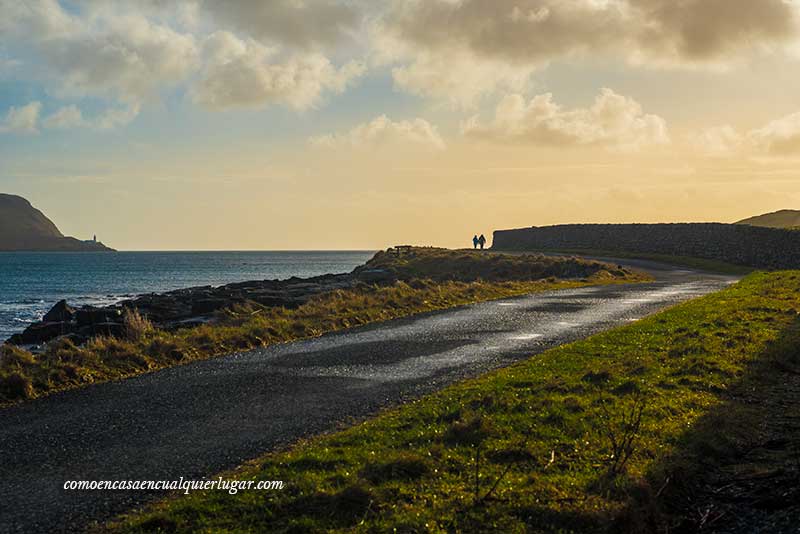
[0,345,35,369]
[1,372,33,400]
[123,308,154,341]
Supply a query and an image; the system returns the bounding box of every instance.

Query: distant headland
[735,209,800,229]
[0,194,114,252]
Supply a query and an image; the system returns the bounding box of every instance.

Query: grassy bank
[493,248,754,275]
[0,249,645,405]
[112,271,800,533]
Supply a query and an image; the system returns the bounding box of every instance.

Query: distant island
[0,194,114,252]
[736,209,800,229]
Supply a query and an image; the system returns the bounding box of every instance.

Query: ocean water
[0,251,376,340]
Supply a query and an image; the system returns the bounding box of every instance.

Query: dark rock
[7,269,379,346]
[76,307,122,327]
[15,321,75,344]
[78,322,124,338]
[43,300,75,323]
[355,269,396,283]
[191,298,230,315]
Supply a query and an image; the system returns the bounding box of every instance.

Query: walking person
[472,235,479,249]
[478,234,486,250]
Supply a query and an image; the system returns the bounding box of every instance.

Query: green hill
[0,194,114,251]
[736,209,800,229]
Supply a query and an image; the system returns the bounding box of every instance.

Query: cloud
[382,0,799,65]
[197,0,361,49]
[310,115,446,150]
[0,1,198,102]
[377,0,800,103]
[749,112,800,156]
[692,111,800,157]
[391,50,536,109]
[462,89,669,150]
[43,103,141,130]
[688,125,743,156]
[0,101,42,134]
[634,0,797,64]
[192,31,365,111]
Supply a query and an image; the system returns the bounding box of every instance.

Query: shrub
[1,372,33,400]
[123,308,154,341]
[0,345,36,369]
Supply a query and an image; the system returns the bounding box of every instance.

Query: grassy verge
[0,248,646,405]
[111,271,800,533]
[495,248,755,275]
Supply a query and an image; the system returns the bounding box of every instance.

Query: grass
[361,247,634,282]
[110,271,800,534]
[0,249,646,405]
[494,248,755,275]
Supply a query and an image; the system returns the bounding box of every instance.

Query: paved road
[0,260,738,533]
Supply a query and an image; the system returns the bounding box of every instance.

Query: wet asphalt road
[0,259,739,533]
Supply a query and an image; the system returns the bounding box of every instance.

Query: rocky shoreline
[5,247,629,348]
[7,267,395,347]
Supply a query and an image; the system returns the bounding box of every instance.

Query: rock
[78,322,124,338]
[14,321,75,344]
[6,334,24,345]
[191,298,231,315]
[76,307,122,327]
[43,300,75,323]
[355,269,396,283]
[7,269,383,346]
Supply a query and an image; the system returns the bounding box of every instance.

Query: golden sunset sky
[2,0,800,249]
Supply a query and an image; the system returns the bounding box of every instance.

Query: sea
[0,251,376,341]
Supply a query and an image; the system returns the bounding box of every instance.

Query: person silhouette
[472,235,479,249]
[478,234,486,249]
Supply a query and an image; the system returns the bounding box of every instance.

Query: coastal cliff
[0,194,114,251]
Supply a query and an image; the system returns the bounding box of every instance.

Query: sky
[1,0,800,250]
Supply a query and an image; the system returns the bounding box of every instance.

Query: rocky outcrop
[6,269,396,347]
[492,223,800,269]
[0,194,114,251]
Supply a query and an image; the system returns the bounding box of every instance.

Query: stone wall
[492,223,800,269]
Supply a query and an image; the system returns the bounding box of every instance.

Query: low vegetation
[360,248,632,282]
[0,249,646,405]
[504,248,754,275]
[111,271,800,533]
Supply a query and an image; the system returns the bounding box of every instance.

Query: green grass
[495,248,755,275]
[110,271,800,533]
[0,249,646,405]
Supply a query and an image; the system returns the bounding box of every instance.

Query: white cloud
[192,31,365,111]
[310,115,446,150]
[391,50,535,109]
[42,105,84,129]
[43,103,141,130]
[463,89,669,150]
[0,1,198,102]
[749,112,800,156]
[0,101,42,134]
[691,111,800,157]
[688,125,743,156]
